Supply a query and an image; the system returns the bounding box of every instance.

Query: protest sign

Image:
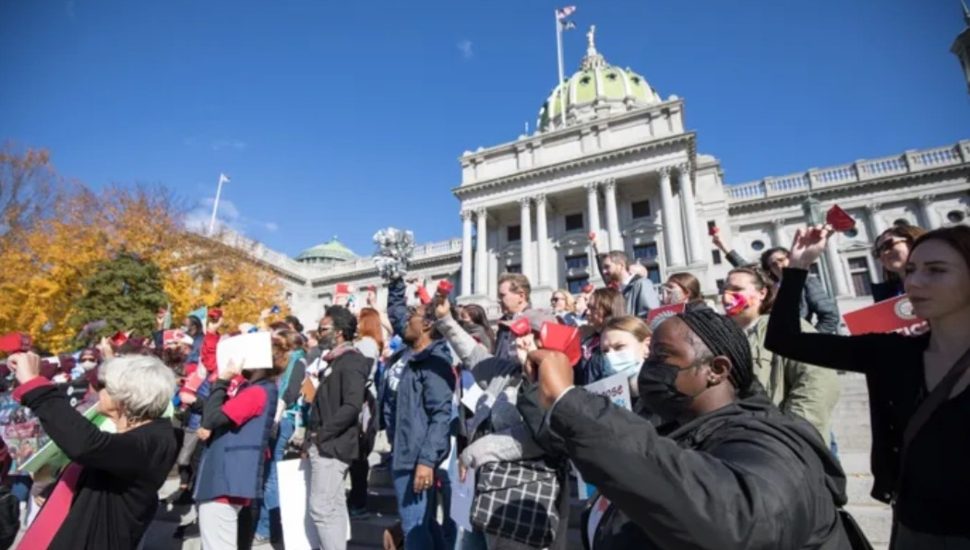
[584,371,634,411]
[278,458,350,550]
[1,390,103,474]
[842,295,928,336]
[216,332,273,372]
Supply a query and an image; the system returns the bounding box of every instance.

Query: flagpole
[208,174,225,236]
[555,10,567,128]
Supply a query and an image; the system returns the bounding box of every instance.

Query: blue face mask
[602,348,643,376]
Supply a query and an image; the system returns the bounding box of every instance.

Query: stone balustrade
[728,140,969,203]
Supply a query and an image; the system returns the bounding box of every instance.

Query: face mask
[603,349,642,376]
[637,359,695,422]
[79,360,97,371]
[722,292,749,317]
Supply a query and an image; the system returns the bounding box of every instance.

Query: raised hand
[8,352,41,385]
[788,225,832,270]
[524,349,574,409]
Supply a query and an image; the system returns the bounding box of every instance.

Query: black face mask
[638,359,696,423]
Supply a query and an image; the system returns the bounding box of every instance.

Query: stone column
[475,208,488,295]
[659,166,685,267]
[460,210,474,296]
[585,182,602,245]
[520,198,534,283]
[770,219,787,249]
[677,164,704,263]
[825,233,851,297]
[603,179,622,252]
[918,195,939,229]
[865,204,887,237]
[535,194,549,286]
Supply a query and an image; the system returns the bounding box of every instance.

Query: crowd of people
[0,221,967,550]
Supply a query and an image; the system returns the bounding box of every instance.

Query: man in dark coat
[521,308,853,549]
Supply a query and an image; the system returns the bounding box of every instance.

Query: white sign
[277,459,352,549]
[584,371,633,411]
[216,331,273,372]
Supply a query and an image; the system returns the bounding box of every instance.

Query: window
[715,278,725,293]
[507,225,521,242]
[565,213,584,231]
[844,228,859,239]
[948,210,966,223]
[631,199,651,219]
[645,265,661,285]
[632,243,659,262]
[751,239,766,252]
[506,264,522,274]
[565,254,589,270]
[848,257,873,297]
[712,249,722,265]
[893,218,910,227]
[567,277,589,294]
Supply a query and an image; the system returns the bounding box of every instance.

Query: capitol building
[225,26,970,328]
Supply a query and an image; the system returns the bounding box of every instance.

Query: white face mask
[602,348,642,376]
[80,360,97,371]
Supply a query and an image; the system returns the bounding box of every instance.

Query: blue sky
[1,0,968,257]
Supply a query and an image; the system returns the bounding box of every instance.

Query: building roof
[537,25,662,132]
[295,237,358,263]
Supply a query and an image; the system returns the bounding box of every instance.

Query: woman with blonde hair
[551,288,581,326]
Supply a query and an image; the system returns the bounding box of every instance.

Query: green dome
[295,237,358,265]
[537,26,661,132]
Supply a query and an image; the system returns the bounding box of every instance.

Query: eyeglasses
[318,326,333,333]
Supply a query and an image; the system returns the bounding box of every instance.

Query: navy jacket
[384,277,456,470]
[195,378,278,501]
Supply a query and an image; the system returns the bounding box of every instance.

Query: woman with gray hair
[9,351,178,550]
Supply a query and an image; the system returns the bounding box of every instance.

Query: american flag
[556,5,576,21]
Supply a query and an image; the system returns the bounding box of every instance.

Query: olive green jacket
[746,315,841,446]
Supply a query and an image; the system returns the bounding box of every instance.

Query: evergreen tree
[70,252,167,338]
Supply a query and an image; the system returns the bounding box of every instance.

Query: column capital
[675,161,692,175]
[584,181,600,193]
[534,193,547,206]
[519,197,532,208]
[475,207,488,218]
[864,203,881,214]
[602,178,616,192]
[770,218,786,227]
[658,165,673,178]
[460,209,474,221]
[918,194,935,205]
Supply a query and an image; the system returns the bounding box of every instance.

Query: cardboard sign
[584,371,633,411]
[646,303,686,329]
[842,295,928,337]
[216,332,273,372]
[826,205,856,232]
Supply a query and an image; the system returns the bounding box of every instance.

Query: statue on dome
[587,25,597,55]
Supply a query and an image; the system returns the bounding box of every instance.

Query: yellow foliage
[0,150,287,352]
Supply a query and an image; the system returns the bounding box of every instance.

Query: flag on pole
[556,5,576,20]
[562,20,576,31]
[219,173,231,185]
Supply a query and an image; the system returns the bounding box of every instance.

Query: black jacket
[20,382,177,550]
[308,346,369,463]
[870,279,904,303]
[547,387,850,549]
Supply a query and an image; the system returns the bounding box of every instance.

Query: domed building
[295,237,358,268]
[537,25,662,132]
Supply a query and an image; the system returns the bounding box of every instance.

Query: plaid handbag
[470,458,561,548]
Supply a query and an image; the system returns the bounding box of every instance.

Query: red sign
[646,303,686,329]
[826,204,857,232]
[842,295,929,337]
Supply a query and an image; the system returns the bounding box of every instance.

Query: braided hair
[677,308,754,395]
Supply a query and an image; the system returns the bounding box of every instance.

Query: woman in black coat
[10,352,178,550]
[766,225,970,548]
[869,224,927,302]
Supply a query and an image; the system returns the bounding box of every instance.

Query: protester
[522,308,853,548]
[385,277,457,549]
[598,251,660,317]
[349,307,384,519]
[659,272,706,310]
[255,329,306,544]
[760,247,841,334]
[600,315,651,382]
[550,289,581,326]
[870,224,928,302]
[434,299,569,550]
[721,267,840,445]
[10,352,178,549]
[578,287,627,384]
[184,315,205,364]
[767,225,970,546]
[573,292,589,325]
[194,333,288,550]
[458,303,496,352]
[494,273,532,361]
[305,306,369,549]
